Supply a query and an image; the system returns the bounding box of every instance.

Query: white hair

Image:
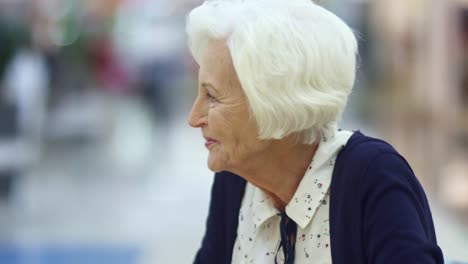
[186,0,358,144]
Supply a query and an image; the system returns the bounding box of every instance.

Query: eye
[207,92,218,102]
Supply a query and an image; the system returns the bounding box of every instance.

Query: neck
[230,136,319,211]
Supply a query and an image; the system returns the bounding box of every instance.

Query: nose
[188,96,208,128]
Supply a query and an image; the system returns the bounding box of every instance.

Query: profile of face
[188,40,271,173]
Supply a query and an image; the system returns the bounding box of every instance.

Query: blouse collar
[249,129,353,229]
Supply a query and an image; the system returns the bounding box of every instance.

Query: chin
[207,153,227,173]
[207,162,224,173]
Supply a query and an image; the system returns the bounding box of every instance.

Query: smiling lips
[204,137,219,148]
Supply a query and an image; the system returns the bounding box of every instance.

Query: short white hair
[186,0,358,144]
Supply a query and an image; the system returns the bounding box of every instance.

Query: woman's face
[188,40,271,172]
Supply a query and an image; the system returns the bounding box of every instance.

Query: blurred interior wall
[368,0,468,215]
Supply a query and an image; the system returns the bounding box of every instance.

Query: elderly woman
[186,0,443,263]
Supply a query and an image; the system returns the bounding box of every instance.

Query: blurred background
[0,0,467,263]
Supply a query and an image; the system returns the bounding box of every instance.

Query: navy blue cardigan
[194,131,444,264]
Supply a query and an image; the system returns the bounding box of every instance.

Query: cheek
[227,122,263,159]
[208,107,240,137]
[208,103,260,152]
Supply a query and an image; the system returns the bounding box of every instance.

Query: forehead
[199,40,236,87]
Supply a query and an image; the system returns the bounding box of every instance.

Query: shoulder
[330,132,442,262]
[339,131,400,162]
[335,131,411,176]
[333,131,425,200]
[334,132,433,223]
